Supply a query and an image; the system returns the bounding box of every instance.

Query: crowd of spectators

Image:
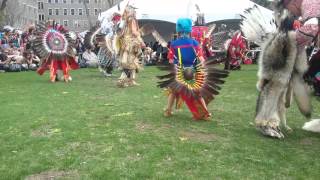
[0,24,171,73]
[0,27,40,73]
[142,41,169,66]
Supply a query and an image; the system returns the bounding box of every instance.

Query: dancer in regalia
[33,21,79,82]
[84,12,122,77]
[191,12,215,60]
[158,18,229,120]
[241,0,320,137]
[117,4,145,87]
[224,31,248,70]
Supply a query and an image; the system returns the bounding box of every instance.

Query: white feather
[240,6,276,45]
[205,24,216,38]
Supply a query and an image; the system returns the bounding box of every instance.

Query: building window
[78,8,83,16]
[55,9,59,15]
[42,14,45,21]
[48,9,53,15]
[48,0,52,3]
[71,9,75,15]
[64,9,68,15]
[79,0,82,3]
[55,0,59,3]
[71,0,74,3]
[86,8,90,15]
[38,15,42,21]
[94,8,98,16]
[64,20,68,27]
[63,0,67,3]
[94,0,97,3]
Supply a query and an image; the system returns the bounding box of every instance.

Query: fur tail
[292,74,312,119]
[240,5,276,45]
[302,119,320,133]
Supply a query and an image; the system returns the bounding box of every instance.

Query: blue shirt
[170,37,199,67]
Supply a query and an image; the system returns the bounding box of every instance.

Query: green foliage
[0,66,319,179]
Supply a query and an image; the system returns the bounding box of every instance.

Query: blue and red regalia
[33,22,79,82]
[158,18,229,120]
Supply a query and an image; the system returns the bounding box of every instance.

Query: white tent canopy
[99,0,273,24]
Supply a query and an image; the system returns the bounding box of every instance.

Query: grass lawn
[0,65,319,179]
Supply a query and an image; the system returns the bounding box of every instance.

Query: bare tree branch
[107,0,115,7]
[0,0,8,11]
[83,0,93,29]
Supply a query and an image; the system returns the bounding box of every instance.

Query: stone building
[37,0,121,32]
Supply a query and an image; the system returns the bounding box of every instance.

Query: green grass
[0,65,319,179]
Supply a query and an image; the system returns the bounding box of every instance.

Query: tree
[1,0,24,27]
[251,0,272,9]
[0,0,8,11]
[107,0,116,7]
[83,0,93,29]
[0,0,8,26]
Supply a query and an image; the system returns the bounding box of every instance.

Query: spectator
[1,30,10,49]
[23,50,40,71]
[82,46,99,68]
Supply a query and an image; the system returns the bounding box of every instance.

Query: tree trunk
[107,0,115,8]
[0,0,8,11]
[83,0,93,29]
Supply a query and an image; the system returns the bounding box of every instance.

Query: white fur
[303,119,320,133]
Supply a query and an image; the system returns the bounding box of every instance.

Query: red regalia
[33,22,79,82]
[225,31,249,70]
[191,26,213,59]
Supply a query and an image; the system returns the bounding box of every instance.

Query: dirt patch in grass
[31,125,57,137]
[25,170,79,180]
[300,138,314,145]
[179,130,218,143]
[136,122,154,131]
[30,124,62,138]
[135,122,173,132]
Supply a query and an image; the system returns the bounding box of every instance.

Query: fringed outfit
[33,23,79,82]
[117,6,144,87]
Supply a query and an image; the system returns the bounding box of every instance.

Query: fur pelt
[255,31,312,138]
[241,5,315,138]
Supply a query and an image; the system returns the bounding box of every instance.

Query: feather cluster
[157,60,229,104]
[32,22,75,62]
[240,5,276,45]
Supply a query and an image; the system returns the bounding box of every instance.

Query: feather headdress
[32,22,75,62]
